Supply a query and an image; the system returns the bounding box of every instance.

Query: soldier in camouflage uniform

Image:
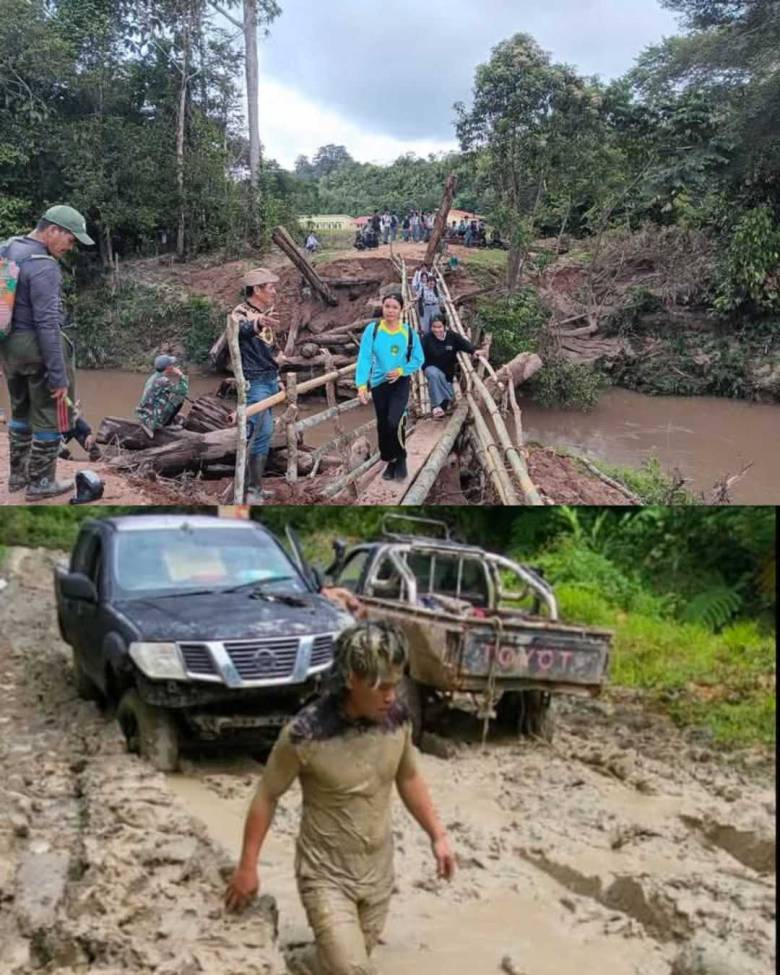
[225,621,456,975]
[135,354,189,437]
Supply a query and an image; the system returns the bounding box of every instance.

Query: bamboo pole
[244,364,357,419]
[308,417,378,467]
[285,373,298,483]
[435,267,543,505]
[466,392,519,505]
[402,399,470,505]
[225,315,247,502]
[506,375,524,448]
[321,451,382,499]
[293,397,362,433]
[323,349,359,501]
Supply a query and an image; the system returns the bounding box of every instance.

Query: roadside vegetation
[1,505,773,747]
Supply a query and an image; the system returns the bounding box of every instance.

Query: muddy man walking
[225,621,456,974]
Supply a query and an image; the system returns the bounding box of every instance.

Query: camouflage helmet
[333,620,408,689]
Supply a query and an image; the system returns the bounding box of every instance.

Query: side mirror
[61,572,97,603]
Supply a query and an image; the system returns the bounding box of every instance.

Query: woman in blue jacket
[356,291,424,482]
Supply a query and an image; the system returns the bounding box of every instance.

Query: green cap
[42,205,95,246]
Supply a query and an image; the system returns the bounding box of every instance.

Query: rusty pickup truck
[323,515,612,741]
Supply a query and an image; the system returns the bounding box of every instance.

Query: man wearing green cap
[0,205,94,499]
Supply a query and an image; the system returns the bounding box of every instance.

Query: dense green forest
[1,0,778,401]
[0,505,774,745]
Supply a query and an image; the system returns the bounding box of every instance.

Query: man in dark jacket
[0,205,94,499]
[229,267,286,502]
[422,314,485,417]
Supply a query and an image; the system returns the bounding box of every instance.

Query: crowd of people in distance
[353,209,507,252]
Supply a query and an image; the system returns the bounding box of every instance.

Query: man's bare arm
[224,787,277,911]
[396,768,456,879]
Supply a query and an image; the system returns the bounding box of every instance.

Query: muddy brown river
[2,370,777,502]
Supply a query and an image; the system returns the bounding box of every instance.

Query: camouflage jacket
[135,372,188,431]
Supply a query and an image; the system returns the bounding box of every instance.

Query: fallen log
[311,333,358,348]
[272,225,338,306]
[109,425,286,478]
[283,353,352,369]
[182,395,234,433]
[485,352,543,396]
[425,173,458,265]
[97,416,183,451]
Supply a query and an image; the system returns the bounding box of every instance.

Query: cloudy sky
[247,0,680,168]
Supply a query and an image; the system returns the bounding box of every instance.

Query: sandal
[432,407,445,419]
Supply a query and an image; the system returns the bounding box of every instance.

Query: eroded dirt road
[0,548,775,975]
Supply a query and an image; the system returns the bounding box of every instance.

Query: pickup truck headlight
[129,642,187,681]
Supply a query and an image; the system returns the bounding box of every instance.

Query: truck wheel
[523,691,554,742]
[496,691,554,742]
[72,651,102,703]
[398,676,425,745]
[116,689,180,772]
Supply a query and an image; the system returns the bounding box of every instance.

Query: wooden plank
[357,418,443,505]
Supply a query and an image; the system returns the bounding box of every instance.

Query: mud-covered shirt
[230,300,279,380]
[258,692,418,889]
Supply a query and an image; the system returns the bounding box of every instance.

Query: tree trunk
[175,22,190,260]
[506,244,522,292]
[271,225,338,305]
[424,172,457,265]
[244,0,260,190]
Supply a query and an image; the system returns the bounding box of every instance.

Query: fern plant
[682,584,743,631]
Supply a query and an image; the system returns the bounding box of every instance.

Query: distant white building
[298,214,354,231]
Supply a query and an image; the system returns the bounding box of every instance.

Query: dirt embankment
[1,548,775,974]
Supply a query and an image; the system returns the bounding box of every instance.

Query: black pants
[371,376,409,462]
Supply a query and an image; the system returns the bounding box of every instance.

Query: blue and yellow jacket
[355,319,424,393]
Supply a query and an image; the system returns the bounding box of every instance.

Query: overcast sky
[249,0,680,168]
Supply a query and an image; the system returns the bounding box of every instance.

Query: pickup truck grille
[179,643,218,676]
[311,634,334,667]
[223,637,300,680]
[177,633,337,684]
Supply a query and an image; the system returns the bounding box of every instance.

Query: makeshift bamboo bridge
[234,247,543,505]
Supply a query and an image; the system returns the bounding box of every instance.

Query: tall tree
[456,34,609,289]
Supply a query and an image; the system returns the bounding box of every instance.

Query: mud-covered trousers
[297,875,392,974]
[371,376,409,463]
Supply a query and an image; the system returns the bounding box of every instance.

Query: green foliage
[474,290,546,367]
[713,207,780,314]
[595,457,694,505]
[528,355,603,410]
[71,281,224,369]
[682,584,744,629]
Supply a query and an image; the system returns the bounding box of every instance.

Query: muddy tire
[398,676,425,745]
[72,651,102,703]
[496,690,554,742]
[117,689,180,772]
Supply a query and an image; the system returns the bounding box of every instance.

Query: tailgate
[462,625,610,687]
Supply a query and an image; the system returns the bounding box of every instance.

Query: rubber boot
[394,457,408,481]
[25,438,74,501]
[382,460,397,480]
[8,428,32,493]
[246,453,274,504]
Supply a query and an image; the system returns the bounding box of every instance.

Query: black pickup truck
[54,514,353,770]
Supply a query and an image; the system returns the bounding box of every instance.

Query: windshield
[113,527,307,597]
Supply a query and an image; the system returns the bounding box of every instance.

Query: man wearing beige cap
[0,204,94,500]
[230,267,286,502]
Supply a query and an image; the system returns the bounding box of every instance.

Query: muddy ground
[0,547,775,975]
